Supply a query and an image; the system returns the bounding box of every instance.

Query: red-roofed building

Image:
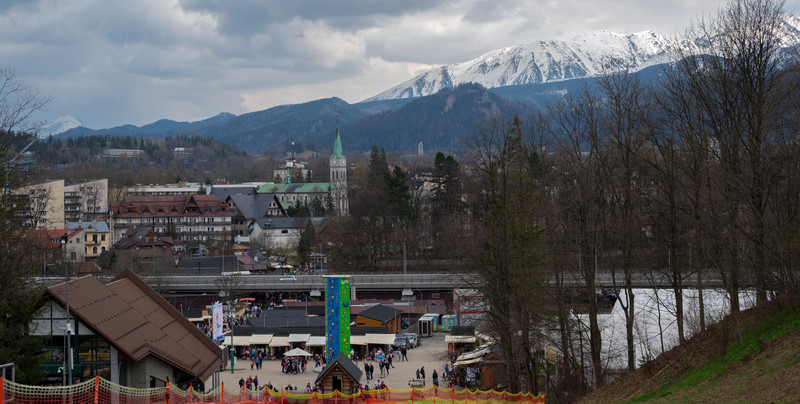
[110,194,233,252]
[22,227,87,270]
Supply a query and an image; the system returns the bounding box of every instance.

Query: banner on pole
[212,302,223,341]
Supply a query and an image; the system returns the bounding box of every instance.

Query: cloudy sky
[2,0,798,129]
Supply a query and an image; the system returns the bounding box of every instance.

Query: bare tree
[548,87,609,387]
[0,65,51,382]
[81,183,105,221]
[670,0,796,309]
[251,230,280,262]
[597,70,652,368]
[19,184,55,229]
[464,114,550,394]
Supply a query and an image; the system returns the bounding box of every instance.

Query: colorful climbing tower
[325,276,351,361]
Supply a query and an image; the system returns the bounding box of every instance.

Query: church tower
[329,125,348,215]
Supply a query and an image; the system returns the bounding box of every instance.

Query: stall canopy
[455,346,492,362]
[269,336,290,347]
[306,336,326,346]
[350,335,366,346]
[222,335,251,346]
[249,334,273,345]
[287,333,311,344]
[364,334,395,345]
[445,335,477,344]
[284,347,313,357]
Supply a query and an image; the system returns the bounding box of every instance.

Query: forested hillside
[24,134,275,188]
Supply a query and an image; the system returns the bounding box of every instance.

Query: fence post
[451,386,454,404]
[93,375,99,404]
[1,376,4,404]
[411,387,414,404]
[166,381,170,404]
[189,385,193,404]
[221,382,224,404]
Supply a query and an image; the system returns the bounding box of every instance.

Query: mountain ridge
[364,14,800,102]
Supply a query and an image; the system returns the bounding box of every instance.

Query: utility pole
[230,299,235,374]
[61,233,72,386]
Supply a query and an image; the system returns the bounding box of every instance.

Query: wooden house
[314,353,362,394]
[354,304,403,333]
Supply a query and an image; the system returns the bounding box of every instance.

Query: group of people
[359,380,388,391]
[238,375,259,391]
[281,356,307,374]
[362,353,395,380]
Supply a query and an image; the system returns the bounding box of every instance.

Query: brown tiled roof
[73,261,101,274]
[22,228,84,248]
[114,228,174,250]
[110,194,233,218]
[46,269,222,381]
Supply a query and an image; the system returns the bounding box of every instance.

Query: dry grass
[578,300,800,403]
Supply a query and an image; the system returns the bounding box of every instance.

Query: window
[101,235,106,241]
[92,246,98,254]
[281,230,288,234]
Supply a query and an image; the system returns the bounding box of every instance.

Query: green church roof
[257,182,333,194]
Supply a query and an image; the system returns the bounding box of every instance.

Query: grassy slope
[580,301,800,403]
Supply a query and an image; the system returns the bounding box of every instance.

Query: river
[574,288,758,371]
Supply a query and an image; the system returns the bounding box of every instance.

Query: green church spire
[331,119,344,159]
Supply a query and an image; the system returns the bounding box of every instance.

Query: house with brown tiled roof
[109,194,233,253]
[104,228,175,274]
[22,227,87,271]
[34,269,223,388]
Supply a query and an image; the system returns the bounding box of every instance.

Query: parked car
[392,336,410,349]
[279,275,297,281]
[398,332,420,348]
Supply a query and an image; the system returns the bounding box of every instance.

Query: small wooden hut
[314,353,363,394]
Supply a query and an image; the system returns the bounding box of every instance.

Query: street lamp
[61,233,72,386]
[229,301,234,374]
[189,293,208,311]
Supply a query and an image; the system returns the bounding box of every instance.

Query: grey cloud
[178,0,453,36]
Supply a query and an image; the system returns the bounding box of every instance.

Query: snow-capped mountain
[365,30,674,102]
[40,115,82,137]
[365,15,800,102]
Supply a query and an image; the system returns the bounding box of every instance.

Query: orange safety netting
[1,377,544,404]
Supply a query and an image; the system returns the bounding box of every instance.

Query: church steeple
[331,118,344,159]
[329,119,348,215]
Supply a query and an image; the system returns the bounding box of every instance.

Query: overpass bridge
[35,271,735,295]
